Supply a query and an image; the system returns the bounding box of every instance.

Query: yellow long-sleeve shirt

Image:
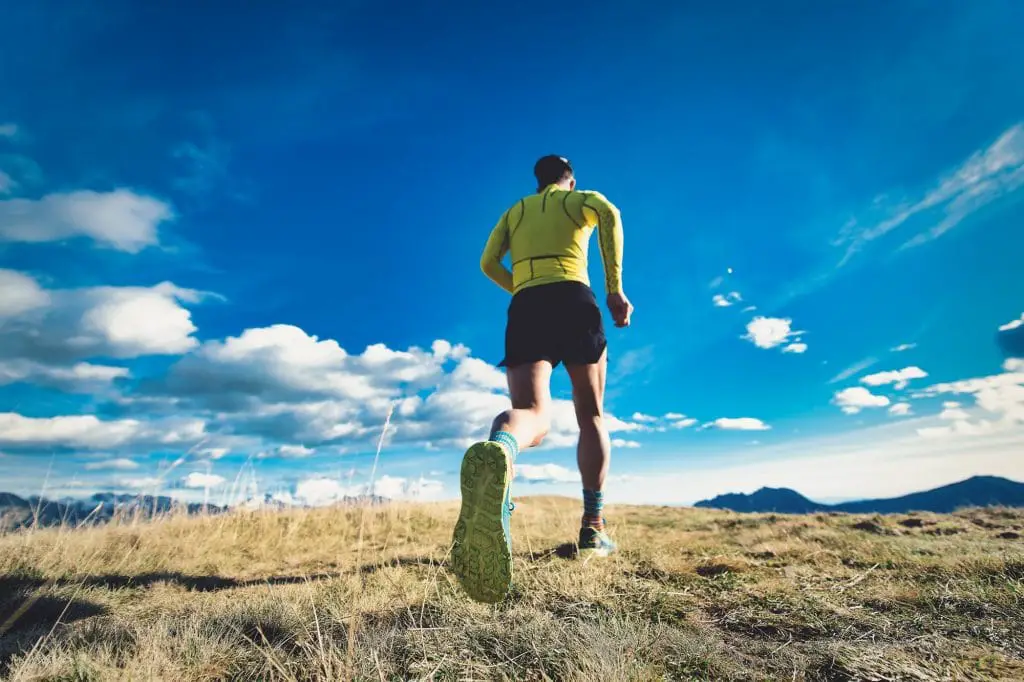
[480,184,624,295]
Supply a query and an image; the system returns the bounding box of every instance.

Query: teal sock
[582,489,604,528]
[489,431,519,462]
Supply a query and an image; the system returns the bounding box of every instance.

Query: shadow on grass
[0,577,107,673]
[0,556,448,602]
[526,543,578,561]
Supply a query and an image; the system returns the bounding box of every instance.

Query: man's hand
[607,292,633,328]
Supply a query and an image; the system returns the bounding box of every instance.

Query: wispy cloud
[828,357,878,384]
[999,313,1024,332]
[891,343,917,353]
[84,457,139,471]
[712,291,742,307]
[172,139,230,198]
[783,342,807,354]
[0,123,18,138]
[834,123,1024,265]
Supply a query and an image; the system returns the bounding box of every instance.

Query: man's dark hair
[534,155,573,191]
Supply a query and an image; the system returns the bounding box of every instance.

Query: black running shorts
[499,281,607,369]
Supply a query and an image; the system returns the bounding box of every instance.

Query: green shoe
[451,441,514,603]
[578,524,616,558]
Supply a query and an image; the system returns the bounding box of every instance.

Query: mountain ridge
[694,475,1024,514]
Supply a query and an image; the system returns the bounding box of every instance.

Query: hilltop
[2,497,1022,680]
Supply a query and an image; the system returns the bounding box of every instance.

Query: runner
[450,154,633,603]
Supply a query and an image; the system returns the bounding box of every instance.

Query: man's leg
[450,361,552,603]
[566,351,616,556]
[489,360,553,454]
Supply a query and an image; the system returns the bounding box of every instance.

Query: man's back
[480,185,623,296]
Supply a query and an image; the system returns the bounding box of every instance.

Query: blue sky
[1,0,1022,507]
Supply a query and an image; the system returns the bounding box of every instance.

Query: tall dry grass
[2,496,1023,680]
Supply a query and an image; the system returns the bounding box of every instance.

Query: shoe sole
[578,546,613,558]
[450,442,512,603]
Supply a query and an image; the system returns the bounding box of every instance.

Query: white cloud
[276,444,315,459]
[292,477,347,506]
[611,439,641,448]
[197,447,230,460]
[939,404,971,421]
[0,189,174,252]
[783,342,808,354]
[286,474,444,506]
[663,412,685,420]
[0,269,50,317]
[861,366,928,390]
[712,291,742,307]
[631,412,657,423]
[669,417,698,429]
[0,413,141,449]
[373,474,445,500]
[833,386,890,414]
[150,323,649,452]
[835,123,1024,262]
[888,402,912,417]
[1005,358,1024,372]
[704,417,770,431]
[742,316,803,350]
[999,314,1024,332]
[449,356,507,391]
[183,472,226,489]
[891,343,917,353]
[166,324,449,408]
[84,458,139,471]
[515,463,579,484]
[742,305,757,313]
[0,359,128,392]
[116,477,163,490]
[915,363,1024,430]
[0,274,204,364]
[0,413,207,452]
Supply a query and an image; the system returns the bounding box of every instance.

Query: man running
[450,154,633,603]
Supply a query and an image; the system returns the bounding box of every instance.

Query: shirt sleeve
[580,191,624,294]
[480,208,515,294]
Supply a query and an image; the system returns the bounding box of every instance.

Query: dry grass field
[1,496,1023,681]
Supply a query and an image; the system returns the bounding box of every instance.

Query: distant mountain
[0,490,393,532]
[694,476,1024,514]
[693,487,828,514]
[0,492,224,532]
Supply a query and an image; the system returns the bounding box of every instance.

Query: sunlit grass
[2,496,1022,680]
